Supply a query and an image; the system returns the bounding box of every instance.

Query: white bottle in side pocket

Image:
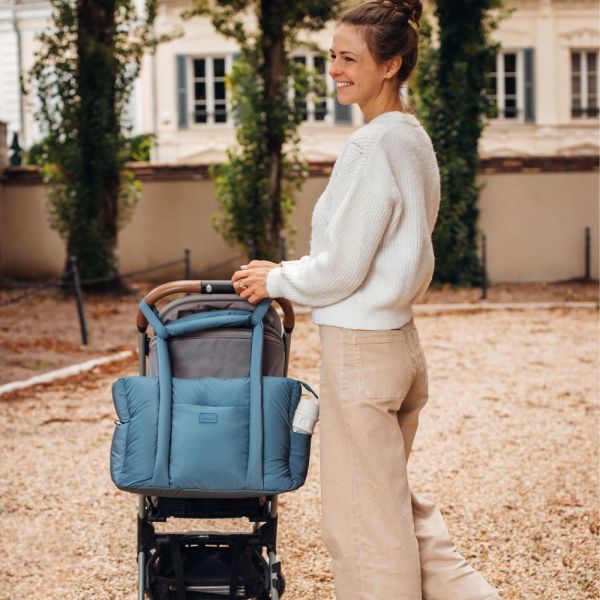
[292,395,320,435]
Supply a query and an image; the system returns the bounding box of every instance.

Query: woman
[232,1,501,598]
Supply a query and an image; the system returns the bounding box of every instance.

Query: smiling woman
[231,2,502,599]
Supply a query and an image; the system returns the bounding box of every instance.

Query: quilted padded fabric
[110,375,311,497]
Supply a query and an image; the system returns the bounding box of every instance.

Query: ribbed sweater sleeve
[266,139,395,306]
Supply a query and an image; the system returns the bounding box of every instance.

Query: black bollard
[481,233,488,300]
[184,248,191,280]
[280,236,287,262]
[70,256,89,346]
[584,227,591,282]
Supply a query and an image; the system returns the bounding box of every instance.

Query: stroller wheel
[267,552,285,599]
[275,572,285,596]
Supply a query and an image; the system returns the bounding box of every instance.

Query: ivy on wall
[26,0,161,285]
[412,0,508,286]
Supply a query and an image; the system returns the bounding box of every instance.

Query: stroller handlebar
[136,280,295,334]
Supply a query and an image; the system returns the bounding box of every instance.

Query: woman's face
[329,23,392,110]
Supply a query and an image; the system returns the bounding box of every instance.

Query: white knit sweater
[266,111,441,330]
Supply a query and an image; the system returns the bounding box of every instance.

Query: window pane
[194,105,207,123]
[504,98,517,118]
[505,75,516,95]
[315,100,327,121]
[194,59,205,78]
[588,75,597,101]
[587,52,597,73]
[293,56,306,66]
[195,81,206,101]
[504,53,516,73]
[214,81,226,100]
[214,103,227,123]
[571,52,581,73]
[213,58,226,78]
[314,55,326,75]
[572,74,581,95]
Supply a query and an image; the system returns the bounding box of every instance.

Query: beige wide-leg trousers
[318,322,501,600]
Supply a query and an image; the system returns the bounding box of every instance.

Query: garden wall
[0,158,597,283]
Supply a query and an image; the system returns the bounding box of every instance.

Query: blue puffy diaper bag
[110,298,316,498]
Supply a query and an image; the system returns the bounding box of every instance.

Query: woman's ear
[384,56,402,79]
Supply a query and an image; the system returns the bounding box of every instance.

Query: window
[571,51,599,119]
[292,53,353,125]
[191,56,229,125]
[486,48,536,123]
[487,51,524,121]
[177,53,353,128]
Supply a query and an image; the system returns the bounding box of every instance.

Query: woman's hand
[231,260,281,304]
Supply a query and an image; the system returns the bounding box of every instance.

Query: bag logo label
[199,412,218,424]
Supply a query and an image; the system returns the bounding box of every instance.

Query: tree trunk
[259,0,286,261]
[73,0,122,287]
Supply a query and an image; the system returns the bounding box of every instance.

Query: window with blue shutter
[571,50,599,118]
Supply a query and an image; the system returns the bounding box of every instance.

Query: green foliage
[126,133,155,162]
[411,1,507,286]
[25,0,159,282]
[188,0,342,261]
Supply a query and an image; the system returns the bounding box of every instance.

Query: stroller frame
[134,280,296,600]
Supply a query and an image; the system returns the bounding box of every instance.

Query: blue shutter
[523,48,535,123]
[176,55,188,129]
[334,97,352,124]
[232,53,241,126]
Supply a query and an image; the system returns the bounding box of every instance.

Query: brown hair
[340,0,423,86]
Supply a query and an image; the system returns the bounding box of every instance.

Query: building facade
[0,0,598,162]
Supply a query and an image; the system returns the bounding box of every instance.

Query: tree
[26,0,160,285]
[411,0,508,285]
[188,0,343,261]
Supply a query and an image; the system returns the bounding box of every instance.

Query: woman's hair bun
[382,0,423,26]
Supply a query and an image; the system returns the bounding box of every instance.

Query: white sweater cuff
[266,266,284,298]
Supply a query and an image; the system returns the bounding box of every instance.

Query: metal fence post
[184,247,191,279]
[280,236,287,262]
[247,238,256,262]
[481,233,488,300]
[585,227,591,282]
[70,256,89,346]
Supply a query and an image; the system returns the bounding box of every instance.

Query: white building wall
[1,0,598,160]
[0,5,23,146]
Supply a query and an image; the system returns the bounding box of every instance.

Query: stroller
[110,280,317,599]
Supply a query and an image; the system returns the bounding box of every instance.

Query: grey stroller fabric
[148,294,285,379]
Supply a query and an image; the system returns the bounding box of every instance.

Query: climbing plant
[27,0,160,285]
[187,0,343,261]
[412,0,508,285]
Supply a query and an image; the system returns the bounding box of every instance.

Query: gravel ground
[0,307,598,600]
[0,280,597,385]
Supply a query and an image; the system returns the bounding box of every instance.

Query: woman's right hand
[231,260,281,304]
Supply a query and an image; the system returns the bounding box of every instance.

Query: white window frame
[571,49,599,120]
[488,50,525,123]
[188,54,233,127]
